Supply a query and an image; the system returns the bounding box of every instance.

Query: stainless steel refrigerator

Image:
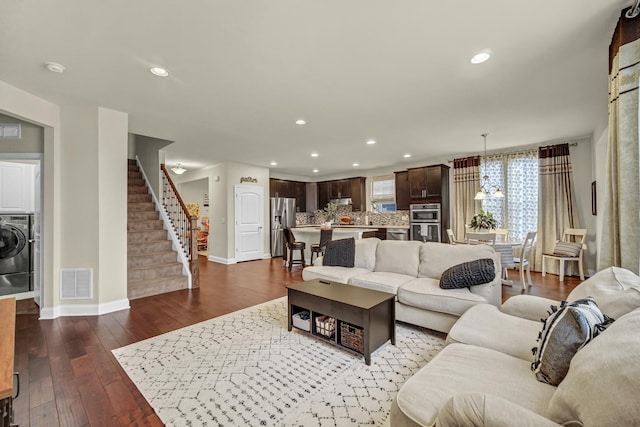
[270,197,296,257]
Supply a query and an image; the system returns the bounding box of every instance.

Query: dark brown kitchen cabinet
[317,177,366,211]
[317,181,331,210]
[269,179,306,212]
[395,171,410,210]
[407,165,449,203]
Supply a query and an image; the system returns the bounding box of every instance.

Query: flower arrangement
[323,201,339,223]
[469,209,497,230]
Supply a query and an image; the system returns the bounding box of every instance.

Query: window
[481,151,538,242]
[371,175,396,212]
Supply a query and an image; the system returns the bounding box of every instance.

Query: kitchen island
[289,226,379,264]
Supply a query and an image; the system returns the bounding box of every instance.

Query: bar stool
[283,228,305,271]
[310,228,333,264]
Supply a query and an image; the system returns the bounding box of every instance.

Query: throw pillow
[552,241,582,257]
[323,238,355,268]
[531,297,614,386]
[439,258,495,290]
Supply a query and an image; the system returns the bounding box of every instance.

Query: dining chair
[310,228,333,263]
[542,228,587,282]
[283,228,306,271]
[446,228,457,245]
[513,231,537,290]
[493,228,509,242]
[465,232,496,248]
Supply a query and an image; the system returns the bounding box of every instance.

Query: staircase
[127,159,188,299]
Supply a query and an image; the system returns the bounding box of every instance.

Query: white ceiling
[0,1,628,179]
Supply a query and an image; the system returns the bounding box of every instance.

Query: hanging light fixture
[474,133,505,200]
[171,163,187,175]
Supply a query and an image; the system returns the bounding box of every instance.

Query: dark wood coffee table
[287,279,395,365]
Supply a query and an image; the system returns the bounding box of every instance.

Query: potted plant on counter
[323,201,339,227]
[469,209,497,231]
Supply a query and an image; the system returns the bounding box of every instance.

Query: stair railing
[160,164,200,288]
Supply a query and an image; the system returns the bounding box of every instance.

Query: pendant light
[171,163,187,175]
[474,133,505,200]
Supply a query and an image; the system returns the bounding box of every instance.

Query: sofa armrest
[500,295,559,321]
[436,393,560,427]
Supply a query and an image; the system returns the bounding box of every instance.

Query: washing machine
[0,214,31,296]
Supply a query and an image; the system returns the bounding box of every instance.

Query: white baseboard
[263,253,271,259]
[40,298,130,319]
[208,255,237,265]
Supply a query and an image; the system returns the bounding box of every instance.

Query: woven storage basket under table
[315,315,336,338]
[340,322,364,353]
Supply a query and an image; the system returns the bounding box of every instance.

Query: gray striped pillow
[552,241,582,257]
[532,298,613,386]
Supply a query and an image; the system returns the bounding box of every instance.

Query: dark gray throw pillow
[323,238,355,268]
[531,297,614,386]
[439,258,495,289]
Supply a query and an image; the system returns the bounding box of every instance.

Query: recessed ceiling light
[295,119,306,125]
[352,163,359,167]
[313,169,319,173]
[366,139,376,145]
[311,152,319,157]
[149,66,169,77]
[470,50,491,64]
[270,161,277,166]
[403,153,412,158]
[45,62,66,73]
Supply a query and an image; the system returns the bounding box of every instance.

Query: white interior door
[234,185,264,262]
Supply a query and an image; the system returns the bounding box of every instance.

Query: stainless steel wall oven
[409,203,441,243]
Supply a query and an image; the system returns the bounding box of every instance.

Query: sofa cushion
[354,237,380,271]
[532,297,612,386]
[374,240,422,277]
[568,266,640,319]
[301,266,370,284]
[395,343,556,426]
[447,304,541,362]
[397,278,486,316]
[546,308,640,426]
[349,272,414,295]
[439,258,495,289]
[437,393,561,427]
[323,237,355,267]
[418,242,498,279]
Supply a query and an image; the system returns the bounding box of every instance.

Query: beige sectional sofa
[302,238,502,333]
[391,267,640,426]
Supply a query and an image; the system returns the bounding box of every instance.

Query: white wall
[0,79,60,313]
[97,108,128,305]
[0,112,44,153]
[0,79,130,316]
[174,161,270,263]
[134,134,173,200]
[179,178,209,219]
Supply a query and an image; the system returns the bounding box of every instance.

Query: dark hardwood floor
[12,256,581,426]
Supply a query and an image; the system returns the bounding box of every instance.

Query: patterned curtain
[482,150,538,243]
[600,10,640,274]
[535,144,582,274]
[452,156,480,241]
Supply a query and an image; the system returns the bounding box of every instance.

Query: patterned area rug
[113,297,445,426]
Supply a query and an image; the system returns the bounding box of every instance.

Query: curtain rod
[447,142,578,164]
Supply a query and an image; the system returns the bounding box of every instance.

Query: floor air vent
[60,268,93,299]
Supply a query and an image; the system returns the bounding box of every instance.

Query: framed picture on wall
[204,192,209,207]
[591,181,596,215]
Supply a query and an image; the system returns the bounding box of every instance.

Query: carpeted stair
[127,159,188,299]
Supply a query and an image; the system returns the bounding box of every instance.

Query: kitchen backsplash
[296,209,410,227]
